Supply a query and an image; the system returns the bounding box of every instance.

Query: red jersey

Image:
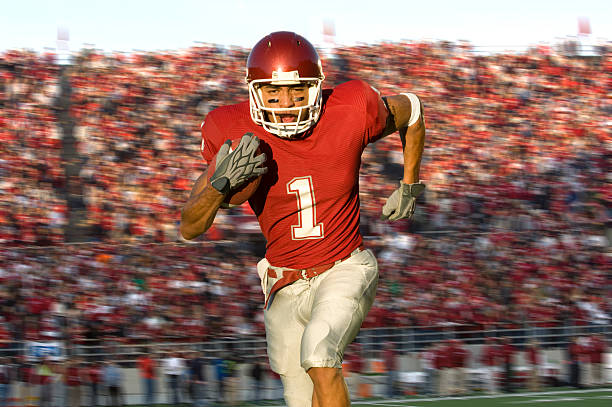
[201,80,388,269]
[589,336,604,364]
[482,344,500,366]
[138,356,155,379]
[527,346,540,366]
[88,365,102,383]
[65,365,81,386]
[383,348,397,371]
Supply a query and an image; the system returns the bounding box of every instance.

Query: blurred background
[0,0,610,405]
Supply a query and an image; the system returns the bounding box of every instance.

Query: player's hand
[381,181,425,221]
[210,133,267,191]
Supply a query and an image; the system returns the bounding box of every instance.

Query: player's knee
[308,366,343,387]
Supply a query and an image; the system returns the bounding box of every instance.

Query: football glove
[209,133,267,193]
[381,181,426,221]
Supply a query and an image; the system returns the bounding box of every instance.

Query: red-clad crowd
[0,40,610,348]
[415,333,609,395]
[0,244,262,348]
[0,51,67,246]
[61,42,612,247]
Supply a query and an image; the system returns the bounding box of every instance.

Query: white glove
[210,133,267,192]
[381,181,426,221]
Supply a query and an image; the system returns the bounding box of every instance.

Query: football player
[181,31,426,407]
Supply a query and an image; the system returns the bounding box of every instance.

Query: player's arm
[180,133,267,240]
[381,94,425,184]
[180,169,227,240]
[380,93,426,221]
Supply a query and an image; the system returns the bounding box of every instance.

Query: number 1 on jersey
[287,176,324,240]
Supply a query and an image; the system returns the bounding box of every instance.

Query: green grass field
[350,388,612,407]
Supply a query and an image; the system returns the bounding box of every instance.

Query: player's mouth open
[278,114,297,123]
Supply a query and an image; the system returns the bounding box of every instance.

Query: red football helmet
[246,31,325,138]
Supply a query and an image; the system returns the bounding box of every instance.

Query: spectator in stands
[187,350,206,407]
[249,358,264,403]
[86,360,102,407]
[225,356,240,406]
[343,343,364,400]
[567,336,582,388]
[213,355,227,404]
[102,359,122,407]
[448,339,465,394]
[0,324,11,354]
[16,356,34,407]
[37,357,54,407]
[455,339,469,394]
[589,333,606,386]
[65,356,83,407]
[501,337,516,393]
[481,337,500,394]
[0,356,11,407]
[448,340,460,394]
[51,360,65,407]
[136,348,156,406]
[419,344,436,396]
[578,336,592,387]
[526,339,541,391]
[268,368,284,401]
[384,343,399,398]
[436,340,452,396]
[162,351,184,406]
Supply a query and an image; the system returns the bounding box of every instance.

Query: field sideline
[349,388,612,407]
[123,387,612,406]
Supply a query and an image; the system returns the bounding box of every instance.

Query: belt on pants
[263,244,366,309]
[264,244,365,309]
[267,244,365,281]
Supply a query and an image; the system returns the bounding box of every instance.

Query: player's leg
[301,249,379,407]
[308,367,349,407]
[264,281,314,407]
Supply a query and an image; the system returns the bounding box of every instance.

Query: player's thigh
[265,283,315,407]
[264,282,309,375]
[301,249,379,369]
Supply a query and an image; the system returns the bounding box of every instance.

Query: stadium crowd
[0,333,608,406]
[0,41,610,351]
[0,51,66,247]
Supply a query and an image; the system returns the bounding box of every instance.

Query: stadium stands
[0,41,610,350]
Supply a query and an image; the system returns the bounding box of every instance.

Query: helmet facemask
[248,70,324,139]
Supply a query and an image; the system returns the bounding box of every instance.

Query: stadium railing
[4,321,609,365]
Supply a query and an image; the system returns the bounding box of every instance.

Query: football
[208,139,262,207]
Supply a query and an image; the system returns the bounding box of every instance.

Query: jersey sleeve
[199,112,226,164]
[358,80,389,145]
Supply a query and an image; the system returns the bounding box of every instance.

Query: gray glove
[209,133,267,193]
[381,181,426,221]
